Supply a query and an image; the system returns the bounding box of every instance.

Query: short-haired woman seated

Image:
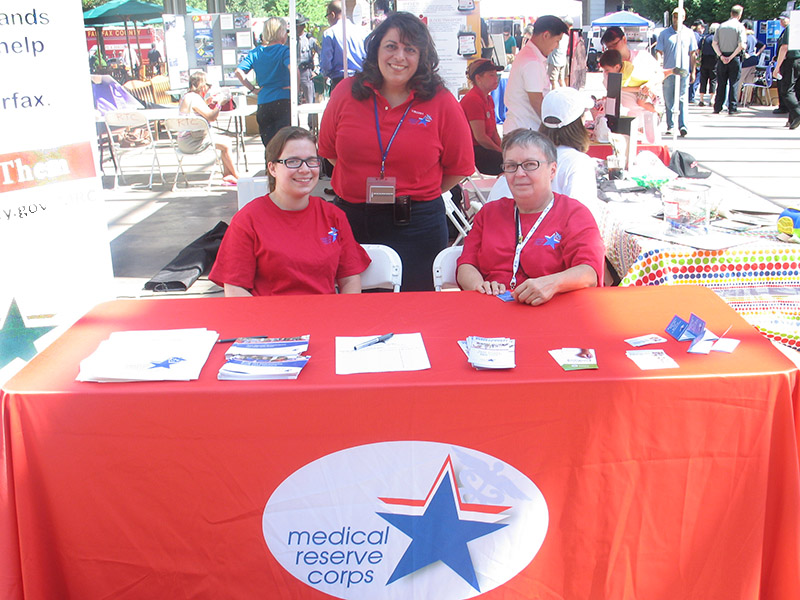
[456,129,604,305]
[209,127,370,296]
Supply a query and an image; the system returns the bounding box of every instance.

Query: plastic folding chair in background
[164,116,224,191]
[104,110,163,189]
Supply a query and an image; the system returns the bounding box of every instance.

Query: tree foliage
[631,0,785,25]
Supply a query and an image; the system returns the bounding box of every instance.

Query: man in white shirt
[712,4,747,114]
[503,15,569,134]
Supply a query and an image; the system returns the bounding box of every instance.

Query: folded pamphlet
[459,336,516,370]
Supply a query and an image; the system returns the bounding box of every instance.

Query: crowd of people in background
[100,4,798,297]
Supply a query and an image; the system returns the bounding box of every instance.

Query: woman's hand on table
[512,276,557,305]
[476,280,507,296]
[456,263,506,295]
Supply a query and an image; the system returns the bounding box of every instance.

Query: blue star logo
[376,459,509,591]
[149,357,186,369]
[543,232,562,248]
[0,298,55,369]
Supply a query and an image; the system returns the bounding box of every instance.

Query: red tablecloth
[588,143,670,165]
[2,287,799,599]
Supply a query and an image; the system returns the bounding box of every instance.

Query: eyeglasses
[501,160,543,174]
[603,37,622,49]
[274,157,322,169]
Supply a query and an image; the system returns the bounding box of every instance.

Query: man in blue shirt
[320,1,367,91]
[657,7,698,136]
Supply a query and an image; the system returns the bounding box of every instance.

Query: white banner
[0,1,113,382]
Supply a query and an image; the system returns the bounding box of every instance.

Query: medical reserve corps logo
[262,441,548,599]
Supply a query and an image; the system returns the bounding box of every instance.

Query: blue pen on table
[354,333,394,351]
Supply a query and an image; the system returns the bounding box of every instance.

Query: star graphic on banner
[543,232,561,248]
[377,470,507,591]
[149,357,186,369]
[0,298,55,369]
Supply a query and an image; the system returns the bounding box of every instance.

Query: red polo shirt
[457,194,605,286]
[318,78,474,203]
[460,84,498,148]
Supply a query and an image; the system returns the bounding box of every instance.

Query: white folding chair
[460,171,498,206]
[104,111,164,188]
[443,191,472,246]
[163,116,223,191]
[741,54,773,107]
[360,244,402,292]
[432,246,463,291]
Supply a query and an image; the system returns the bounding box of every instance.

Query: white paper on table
[711,338,740,353]
[335,333,430,375]
[687,329,719,354]
[77,328,219,382]
[626,349,679,370]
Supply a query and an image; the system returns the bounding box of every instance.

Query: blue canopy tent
[591,11,654,28]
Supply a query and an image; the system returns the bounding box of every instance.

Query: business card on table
[626,349,679,370]
[625,334,667,347]
[711,337,740,353]
[496,291,515,302]
[548,348,598,371]
[687,329,719,354]
[665,313,705,341]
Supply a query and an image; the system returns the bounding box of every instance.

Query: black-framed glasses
[274,157,322,169]
[501,160,542,174]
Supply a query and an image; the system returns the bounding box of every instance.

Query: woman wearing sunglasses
[456,129,604,305]
[210,127,370,296]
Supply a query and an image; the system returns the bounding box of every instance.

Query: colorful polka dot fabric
[602,208,800,349]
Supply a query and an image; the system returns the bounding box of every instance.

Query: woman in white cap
[538,86,600,220]
[487,88,600,221]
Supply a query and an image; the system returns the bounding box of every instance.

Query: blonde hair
[188,70,207,93]
[262,17,287,45]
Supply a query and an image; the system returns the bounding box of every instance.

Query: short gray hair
[502,129,557,163]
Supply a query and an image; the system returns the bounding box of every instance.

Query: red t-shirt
[209,195,370,296]
[457,194,605,287]
[318,78,474,203]
[459,85,498,148]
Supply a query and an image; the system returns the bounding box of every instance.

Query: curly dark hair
[351,11,444,102]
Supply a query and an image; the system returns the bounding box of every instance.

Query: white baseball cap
[541,87,594,129]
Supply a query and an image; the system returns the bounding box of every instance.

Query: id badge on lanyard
[366,97,413,204]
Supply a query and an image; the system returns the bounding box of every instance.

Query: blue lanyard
[373,95,414,178]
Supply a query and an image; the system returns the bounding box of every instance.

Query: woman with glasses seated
[209,127,370,296]
[456,129,604,305]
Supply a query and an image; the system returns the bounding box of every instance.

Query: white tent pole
[342,9,348,81]
[290,0,299,127]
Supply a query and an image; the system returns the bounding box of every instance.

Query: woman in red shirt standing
[319,12,474,291]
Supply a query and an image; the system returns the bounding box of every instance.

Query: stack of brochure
[459,336,516,370]
[218,335,310,380]
[77,328,219,382]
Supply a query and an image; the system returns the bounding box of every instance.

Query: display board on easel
[163,12,253,88]
[489,33,507,67]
